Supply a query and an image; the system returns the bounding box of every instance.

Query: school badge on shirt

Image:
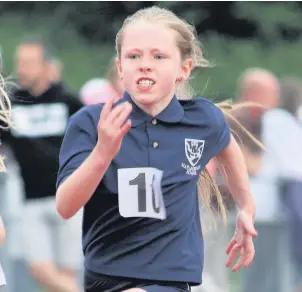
[182,138,205,176]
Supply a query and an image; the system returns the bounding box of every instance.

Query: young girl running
[56,6,257,292]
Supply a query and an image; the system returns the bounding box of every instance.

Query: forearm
[56,148,111,219]
[217,136,256,217]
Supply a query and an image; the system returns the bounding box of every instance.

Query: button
[153,141,159,148]
[152,119,157,125]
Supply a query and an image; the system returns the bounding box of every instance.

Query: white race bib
[117,168,166,220]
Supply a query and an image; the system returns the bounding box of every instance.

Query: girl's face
[117,21,192,114]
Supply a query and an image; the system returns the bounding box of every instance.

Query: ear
[181,58,193,81]
[116,57,123,80]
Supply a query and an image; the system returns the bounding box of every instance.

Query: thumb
[241,212,258,237]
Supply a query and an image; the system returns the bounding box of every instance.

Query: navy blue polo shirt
[56,92,231,286]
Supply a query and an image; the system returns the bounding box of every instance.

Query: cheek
[158,67,178,87]
[121,71,135,92]
[120,60,133,78]
[161,77,176,91]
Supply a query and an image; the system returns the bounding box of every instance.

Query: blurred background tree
[0,1,301,101]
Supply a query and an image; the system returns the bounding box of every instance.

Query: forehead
[16,44,44,60]
[122,21,178,52]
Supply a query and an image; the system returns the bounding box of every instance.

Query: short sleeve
[56,108,98,189]
[208,104,231,157]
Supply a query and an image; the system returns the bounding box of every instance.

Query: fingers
[112,103,132,128]
[243,238,255,268]
[100,97,114,122]
[118,119,132,139]
[103,102,132,127]
[99,101,132,136]
[226,238,236,255]
[233,240,255,272]
[226,236,255,272]
[226,242,241,268]
[232,248,245,272]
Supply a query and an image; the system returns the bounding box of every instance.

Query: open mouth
[137,78,156,88]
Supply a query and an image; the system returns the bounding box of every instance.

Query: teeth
[138,80,154,86]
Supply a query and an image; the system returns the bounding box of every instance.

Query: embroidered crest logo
[182,139,205,176]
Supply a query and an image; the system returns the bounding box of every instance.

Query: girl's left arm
[216,135,256,218]
[216,135,258,272]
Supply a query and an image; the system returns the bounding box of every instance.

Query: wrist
[91,147,112,170]
[239,205,256,220]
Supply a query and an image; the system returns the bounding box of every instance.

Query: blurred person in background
[79,57,124,105]
[279,77,302,122]
[49,58,63,83]
[1,38,83,292]
[230,108,285,292]
[278,77,302,292]
[0,53,26,292]
[238,68,302,292]
[0,69,13,289]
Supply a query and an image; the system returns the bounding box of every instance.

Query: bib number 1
[117,168,166,220]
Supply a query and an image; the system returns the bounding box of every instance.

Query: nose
[139,66,151,73]
[139,56,152,73]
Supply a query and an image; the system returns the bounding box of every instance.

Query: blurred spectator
[1,38,83,292]
[80,58,124,105]
[278,77,302,292]
[237,68,302,292]
[279,77,302,121]
[49,58,63,83]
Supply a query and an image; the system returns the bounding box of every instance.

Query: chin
[18,80,31,90]
[131,92,157,105]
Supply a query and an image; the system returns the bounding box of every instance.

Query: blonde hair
[0,73,12,172]
[116,6,264,225]
[107,57,119,84]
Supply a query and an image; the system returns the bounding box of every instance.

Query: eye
[128,55,139,60]
[154,55,165,60]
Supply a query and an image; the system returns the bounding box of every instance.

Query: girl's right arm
[56,99,132,219]
[56,148,112,219]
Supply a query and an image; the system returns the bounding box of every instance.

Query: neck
[30,80,51,96]
[133,93,174,117]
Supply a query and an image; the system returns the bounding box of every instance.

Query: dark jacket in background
[1,82,83,200]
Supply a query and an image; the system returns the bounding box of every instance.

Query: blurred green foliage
[0,1,302,101]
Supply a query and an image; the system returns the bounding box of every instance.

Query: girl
[0,72,11,287]
[56,6,257,292]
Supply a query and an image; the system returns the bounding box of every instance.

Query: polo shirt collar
[120,91,184,127]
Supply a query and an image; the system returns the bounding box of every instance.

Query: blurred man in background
[278,77,302,292]
[49,58,63,83]
[237,68,302,292]
[1,38,83,292]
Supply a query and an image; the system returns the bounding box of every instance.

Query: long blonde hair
[0,73,12,172]
[116,6,264,224]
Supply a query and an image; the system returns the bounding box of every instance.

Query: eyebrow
[125,48,167,54]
